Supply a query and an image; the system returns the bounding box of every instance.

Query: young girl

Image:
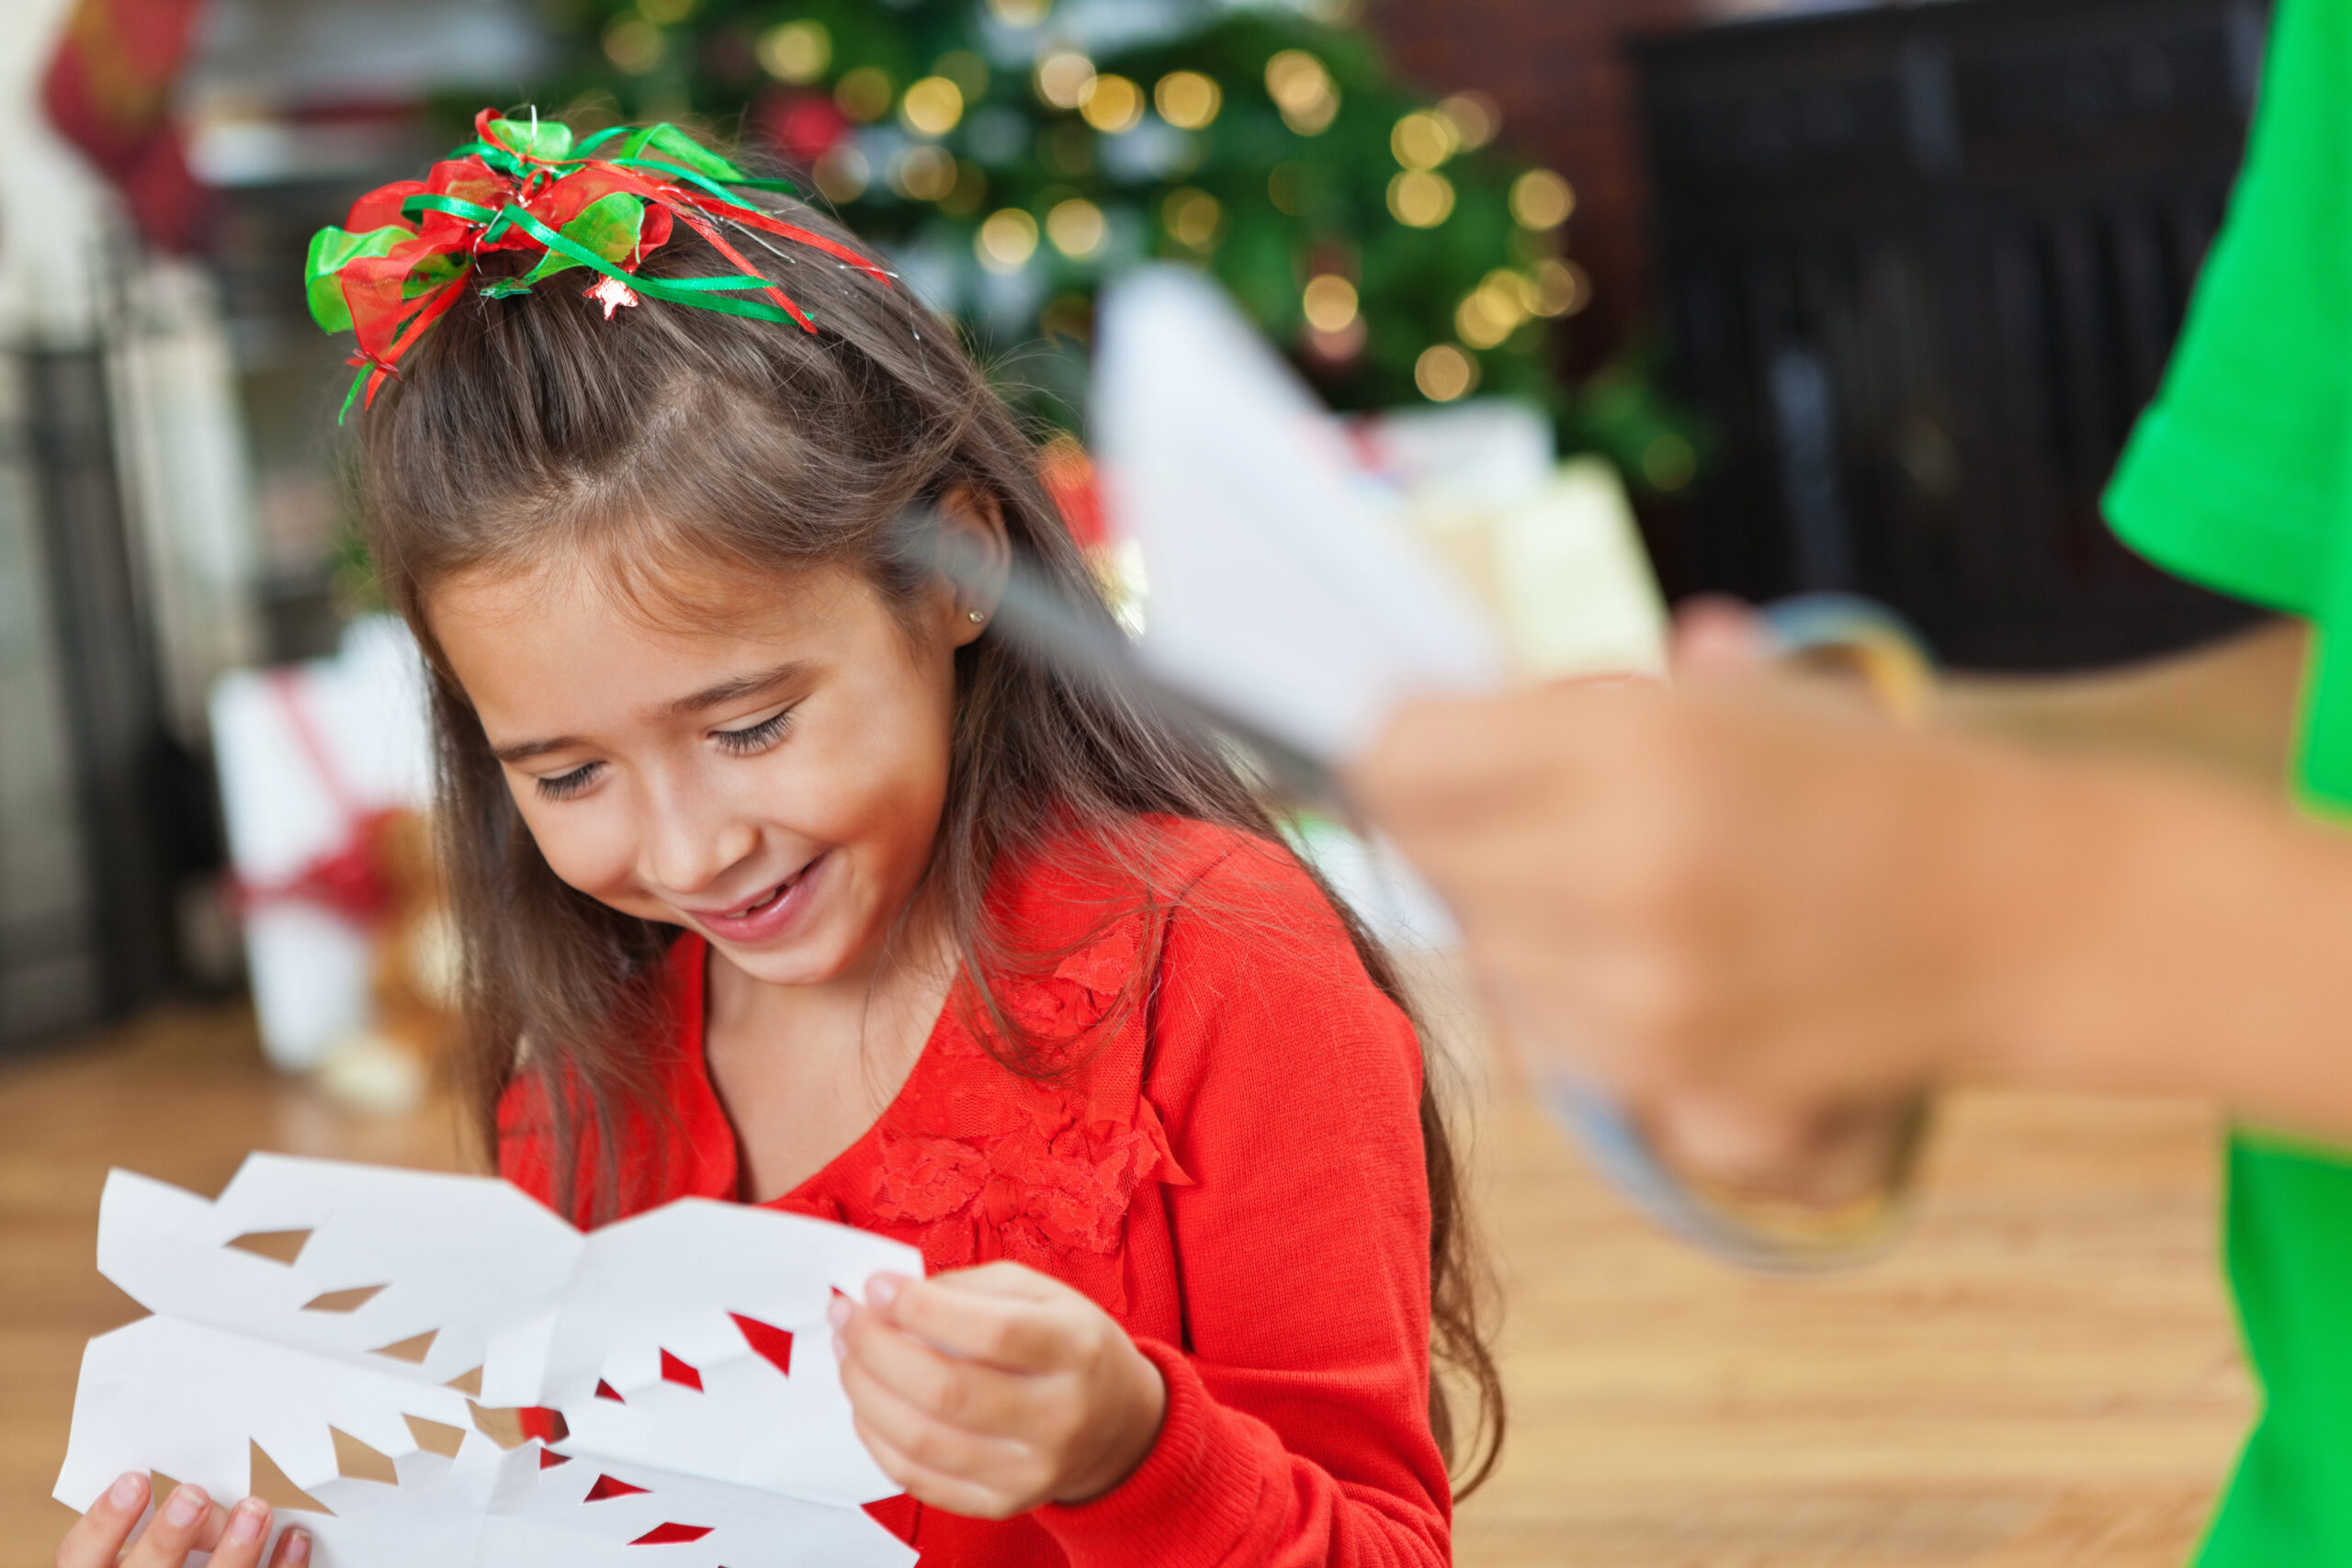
[61,114,1498,1568]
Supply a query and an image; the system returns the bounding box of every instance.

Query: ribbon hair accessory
[304,108,893,419]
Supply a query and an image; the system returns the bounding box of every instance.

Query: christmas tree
[526,0,1694,487]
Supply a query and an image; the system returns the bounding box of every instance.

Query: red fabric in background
[501,818,1453,1567]
[41,0,209,252]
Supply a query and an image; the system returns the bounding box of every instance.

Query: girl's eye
[714,710,793,756]
[535,762,601,801]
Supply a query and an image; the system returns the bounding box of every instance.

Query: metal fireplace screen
[1634,0,2273,670]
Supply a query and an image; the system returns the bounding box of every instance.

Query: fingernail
[867,1275,900,1309]
[831,1328,849,1360]
[163,1485,207,1529]
[227,1498,269,1545]
[826,1294,850,1330]
[107,1472,147,1510]
[285,1529,313,1564]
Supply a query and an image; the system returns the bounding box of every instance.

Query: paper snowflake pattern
[54,1156,922,1568]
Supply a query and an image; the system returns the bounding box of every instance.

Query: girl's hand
[830,1261,1167,1519]
[56,1472,311,1568]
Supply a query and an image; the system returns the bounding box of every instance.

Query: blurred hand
[830,1261,1167,1518]
[1350,671,2066,1201]
[56,1473,309,1568]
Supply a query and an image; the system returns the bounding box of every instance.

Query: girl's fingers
[841,1330,1035,1463]
[269,1525,315,1567]
[853,1418,1023,1522]
[842,1305,1043,1431]
[118,1483,215,1568]
[202,1499,275,1568]
[54,1471,148,1568]
[872,1273,1070,1371]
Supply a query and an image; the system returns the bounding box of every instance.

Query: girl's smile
[684,851,828,945]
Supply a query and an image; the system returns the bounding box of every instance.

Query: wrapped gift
[209,618,435,1077]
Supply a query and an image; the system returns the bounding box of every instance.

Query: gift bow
[304,108,892,418]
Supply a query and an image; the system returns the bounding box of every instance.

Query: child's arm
[1355,671,2352,1191]
[1931,616,2305,793]
[831,838,1455,1565]
[1036,843,1454,1567]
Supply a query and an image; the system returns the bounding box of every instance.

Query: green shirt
[2106,0,2352,1558]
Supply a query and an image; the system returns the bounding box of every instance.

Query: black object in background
[1634,0,2271,670]
[15,349,182,1043]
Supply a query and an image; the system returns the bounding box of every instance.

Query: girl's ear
[934,484,1011,649]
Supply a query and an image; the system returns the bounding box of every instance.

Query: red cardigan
[499,818,1451,1567]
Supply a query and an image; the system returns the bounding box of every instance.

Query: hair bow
[304,108,892,418]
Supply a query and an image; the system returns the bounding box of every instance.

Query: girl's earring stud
[967,609,987,623]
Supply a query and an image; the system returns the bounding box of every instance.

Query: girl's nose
[640,784,761,897]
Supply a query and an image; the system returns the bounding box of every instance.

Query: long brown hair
[353,164,1500,1493]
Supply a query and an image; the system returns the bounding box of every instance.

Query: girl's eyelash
[535,762,601,801]
[714,710,793,755]
[532,710,788,800]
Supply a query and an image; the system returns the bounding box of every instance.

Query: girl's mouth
[695,854,827,945]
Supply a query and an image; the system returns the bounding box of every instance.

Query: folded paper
[1092,267,1510,767]
[55,1155,922,1568]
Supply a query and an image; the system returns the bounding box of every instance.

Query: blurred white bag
[209,618,432,1072]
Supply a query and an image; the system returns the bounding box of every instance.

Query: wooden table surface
[0,1001,2251,1567]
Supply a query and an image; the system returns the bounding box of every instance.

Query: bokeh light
[1046,197,1107,258]
[1510,168,1577,231]
[1436,91,1499,150]
[756,19,830,84]
[1532,257,1591,318]
[891,145,957,202]
[1265,51,1340,136]
[1387,169,1454,228]
[1035,51,1096,110]
[1162,187,1224,251]
[814,143,870,201]
[900,75,965,137]
[1080,73,1144,134]
[602,17,662,73]
[1155,71,1223,130]
[977,208,1041,272]
[834,66,896,123]
[1415,344,1478,401]
[1390,110,1454,173]
[1303,274,1360,333]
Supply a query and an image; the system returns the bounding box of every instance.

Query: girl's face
[431,542,991,991]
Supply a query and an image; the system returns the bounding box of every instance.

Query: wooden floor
[1,1002,2251,1568]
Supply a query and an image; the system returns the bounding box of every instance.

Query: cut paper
[332,1427,400,1486]
[304,1284,389,1314]
[373,1330,438,1364]
[252,1439,336,1515]
[1092,267,1510,768]
[228,1230,313,1265]
[585,1473,650,1503]
[729,1314,793,1378]
[469,1403,564,1451]
[57,1154,922,1568]
[406,1416,465,1460]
